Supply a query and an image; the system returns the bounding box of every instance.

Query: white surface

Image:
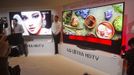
[26,39,55,56]
[59,43,123,75]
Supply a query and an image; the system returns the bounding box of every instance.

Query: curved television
[62,2,124,54]
[9,10,52,36]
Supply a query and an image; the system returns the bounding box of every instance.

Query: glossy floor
[9,55,109,75]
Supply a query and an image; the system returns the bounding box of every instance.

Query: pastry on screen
[70,16,79,27]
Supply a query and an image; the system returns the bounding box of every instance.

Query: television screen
[62,2,124,54]
[9,10,52,36]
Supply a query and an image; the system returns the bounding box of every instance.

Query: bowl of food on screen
[84,15,96,29]
[96,21,115,39]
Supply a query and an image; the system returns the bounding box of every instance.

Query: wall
[125,0,134,49]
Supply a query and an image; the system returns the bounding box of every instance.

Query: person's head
[54,15,59,22]
[128,38,134,48]
[12,18,18,26]
[21,11,43,34]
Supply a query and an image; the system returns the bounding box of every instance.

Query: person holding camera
[0,34,10,75]
[11,18,27,56]
[12,18,24,34]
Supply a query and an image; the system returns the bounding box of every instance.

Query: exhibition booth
[1,0,134,75]
[59,2,124,75]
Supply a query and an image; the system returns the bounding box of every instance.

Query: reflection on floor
[9,55,108,75]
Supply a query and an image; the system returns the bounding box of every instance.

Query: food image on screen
[9,11,52,36]
[75,9,90,19]
[113,16,122,32]
[104,9,113,21]
[70,15,79,27]
[84,15,96,29]
[96,21,115,39]
[63,3,124,40]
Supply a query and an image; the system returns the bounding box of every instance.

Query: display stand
[59,43,123,75]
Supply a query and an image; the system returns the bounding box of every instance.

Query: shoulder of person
[52,22,54,24]
[125,49,134,55]
[17,24,22,26]
[58,21,62,26]
[18,24,23,27]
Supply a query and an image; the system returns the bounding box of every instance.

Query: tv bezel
[9,10,52,36]
[62,2,125,54]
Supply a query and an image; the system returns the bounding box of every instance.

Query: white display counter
[59,43,123,75]
[26,38,55,56]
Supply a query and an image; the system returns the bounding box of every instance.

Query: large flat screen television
[62,2,124,54]
[9,10,52,36]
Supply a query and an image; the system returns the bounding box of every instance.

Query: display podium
[59,43,123,75]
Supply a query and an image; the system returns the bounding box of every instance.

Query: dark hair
[55,15,59,19]
[128,38,134,46]
[13,18,18,22]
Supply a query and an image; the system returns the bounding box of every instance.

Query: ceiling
[0,0,84,9]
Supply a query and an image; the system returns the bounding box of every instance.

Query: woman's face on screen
[21,11,43,34]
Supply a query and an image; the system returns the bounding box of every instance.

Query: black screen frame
[9,10,52,36]
[62,2,125,55]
